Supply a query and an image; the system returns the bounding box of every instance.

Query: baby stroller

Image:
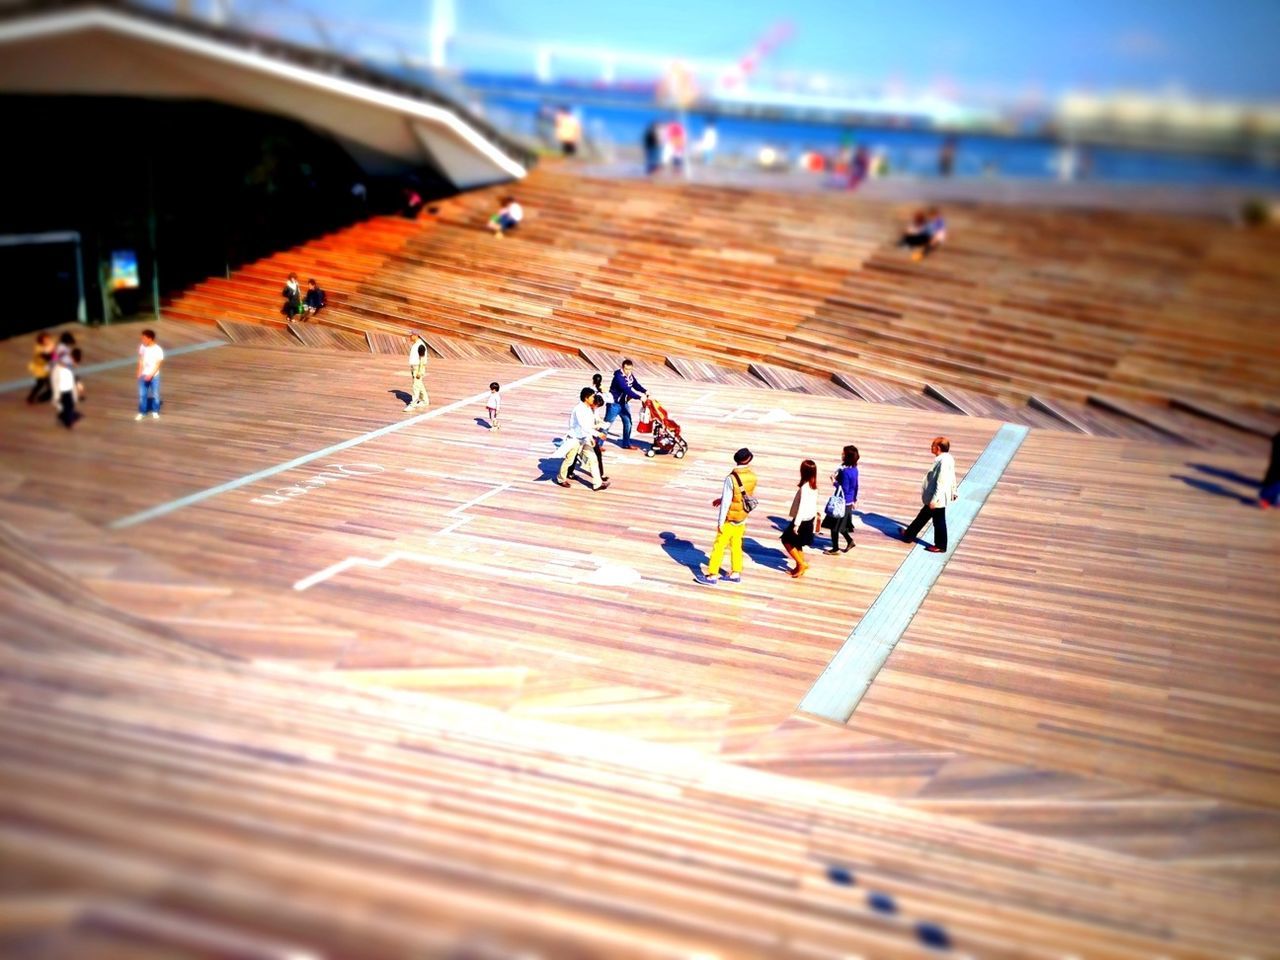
[638,398,688,459]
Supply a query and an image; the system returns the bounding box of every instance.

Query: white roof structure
[0,1,529,188]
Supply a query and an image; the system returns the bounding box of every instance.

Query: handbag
[732,471,758,514]
[824,486,846,518]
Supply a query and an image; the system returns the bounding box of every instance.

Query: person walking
[823,445,860,554]
[135,329,164,421]
[604,359,648,449]
[901,437,958,553]
[782,459,823,578]
[52,348,80,429]
[556,388,608,491]
[486,381,501,430]
[406,341,429,412]
[26,332,53,405]
[701,448,757,584]
[1260,431,1280,509]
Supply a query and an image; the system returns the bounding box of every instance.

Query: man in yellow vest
[701,448,757,584]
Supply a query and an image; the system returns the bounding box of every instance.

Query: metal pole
[148,156,161,322]
[73,236,87,324]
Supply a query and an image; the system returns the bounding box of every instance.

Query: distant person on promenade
[604,359,648,450]
[486,381,501,430]
[667,120,687,170]
[406,341,429,412]
[849,146,870,189]
[26,332,53,405]
[782,459,823,578]
[487,196,524,238]
[939,136,957,177]
[1260,432,1280,509]
[643,122,662,175]
[555,107,581,156]
[701,447,757,585]
[901,437,958,553]
[53,348,80,429]
[823,445,860,554]
[302,278,327,318]
[696,123,718,165]
[281,273,302,319]
[556,388,608,491]
[134,329,163,421]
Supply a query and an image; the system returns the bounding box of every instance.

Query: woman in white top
[781,459,823,578]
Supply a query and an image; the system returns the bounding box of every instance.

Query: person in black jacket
[302,278,327,318]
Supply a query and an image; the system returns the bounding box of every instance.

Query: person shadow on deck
[1170,474,1256,506]
[855,510,912,542]
[389,388,411,406]
[1189,463,1261,489]
[743,537,790,572]
[659,532,708,580]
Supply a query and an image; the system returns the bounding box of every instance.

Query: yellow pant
[410,379,428,405]
[707,521,745,576]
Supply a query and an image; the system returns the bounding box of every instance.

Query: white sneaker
[134,414,145,421]
[404,405,414,412]
[150,412,160,419]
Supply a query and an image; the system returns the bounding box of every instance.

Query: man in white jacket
[901,436,958,553]
[555,388,609,491]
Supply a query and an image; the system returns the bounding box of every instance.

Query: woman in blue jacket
[824,444,859,554]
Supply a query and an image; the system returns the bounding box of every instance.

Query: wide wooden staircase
[162,166,1280,455]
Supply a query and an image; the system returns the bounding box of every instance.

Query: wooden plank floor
[852,429,1280,808]
[3,328,1279,896]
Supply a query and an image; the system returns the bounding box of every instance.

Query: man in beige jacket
[901,436,958,553]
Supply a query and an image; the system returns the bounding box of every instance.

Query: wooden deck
[3,320,1278,953]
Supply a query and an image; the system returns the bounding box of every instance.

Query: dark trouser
[829,507,854,547]
[901,232,931,249]
[27,376,51,404]
[56,390,76,428]
[903,505,947,552]
[593,440,606,478]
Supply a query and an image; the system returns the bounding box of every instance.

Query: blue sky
[289,0,1280,100]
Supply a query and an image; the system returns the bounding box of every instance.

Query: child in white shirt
[486,382,501,429]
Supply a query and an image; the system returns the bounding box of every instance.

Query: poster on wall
[110,250,140,290]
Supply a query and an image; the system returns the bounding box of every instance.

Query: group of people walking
[24,327,164,427]
[27,331,83,428]
[553,360,651,491]
[701,437,957,584]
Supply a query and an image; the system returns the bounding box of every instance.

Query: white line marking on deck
[448,483,511,516]
[109,367,557,529]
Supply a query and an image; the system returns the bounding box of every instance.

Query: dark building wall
[0,95,453,337]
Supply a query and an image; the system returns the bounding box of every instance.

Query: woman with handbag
[782,459,823,578]
[824,445,860,554]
